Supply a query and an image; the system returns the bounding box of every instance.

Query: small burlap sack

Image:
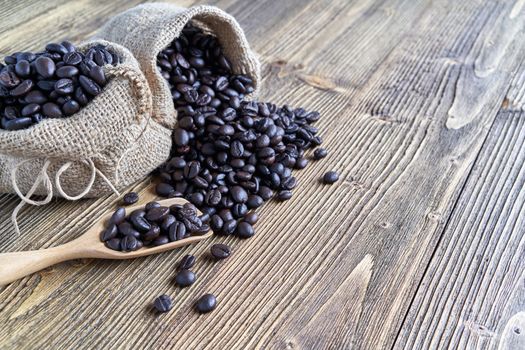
[0,40,172,211]
[96,2,261,129]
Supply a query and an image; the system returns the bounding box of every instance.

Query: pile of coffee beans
[101,201,209,252]
[155,22,322,239]
[0,41,118,130]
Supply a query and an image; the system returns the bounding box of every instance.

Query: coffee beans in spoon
[0,41,118,130]
[101,201,209,252]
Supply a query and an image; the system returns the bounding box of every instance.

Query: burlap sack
[0,40,172,201]
[96,3,261,129]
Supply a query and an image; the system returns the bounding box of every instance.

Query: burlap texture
[96,3,261,129]
[0,40,172,198]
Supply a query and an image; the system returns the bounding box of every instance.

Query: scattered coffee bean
[323,171,339,184]
[175,269,196,287]
[236,221,254,238]
[154,294,172,313]
[210,243,231,259]
[1,41,117,130]
[178,254,196,270]
[122,192,139,205]
[195,294,217,313]
[313,148,328,159]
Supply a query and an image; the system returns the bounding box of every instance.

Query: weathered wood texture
[1,0,524,349]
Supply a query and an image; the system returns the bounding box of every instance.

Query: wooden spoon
[0,197,212,286]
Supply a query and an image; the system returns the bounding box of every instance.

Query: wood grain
[1,0,525,349]
[395,65,525,349]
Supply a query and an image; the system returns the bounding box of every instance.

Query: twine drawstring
[10,158,120,236]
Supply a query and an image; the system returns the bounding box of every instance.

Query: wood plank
[394,66,525,349]
[0,0,524,349]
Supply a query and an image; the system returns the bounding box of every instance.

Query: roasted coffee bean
[146,206,170,222]
[118,222,140,238]
[25,90,47,104]
[246,195,263,209]
[1,117,32,130]
[210,215,224,231]
[156,182,175,197]
[244,212,259,225]
[100,224,118,241]
[211,243,231,259]
[10,79,33,96]
[231,203,248,218]
[313,148,327,159]
[152,235,169,246]
[178,254,196,270]
[109,207,126,224]
[277,190,293,200]
[42,102,63,118]
[258,186,273,201]
[175,270,196,287]
[34,56,55,78]
[145,201,161,211]
[130,214,152,233]
[89,66,106,85]
[143,225,161,241]
[154,295,172,313]
[62,100,80,115]
[173,128,190,146]
[79,75,101,96]
[230,186,248,203]
[105,238,121,250]
[295,157,308,169]
[21,103,40,116]
[160,215,177,232]
[15,60,30,77]
[168,221,187,241]
[120,235,139,251]
[184,161,200,179]
[236,221,254,238]
[323,171,339,184]
[195,294,217,313]
[122,192,139,205]
[56,65,79,78]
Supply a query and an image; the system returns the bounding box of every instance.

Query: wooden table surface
[1,0,525,349]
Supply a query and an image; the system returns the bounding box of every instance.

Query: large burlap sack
[0,40,172,202]
[96,3,261,129]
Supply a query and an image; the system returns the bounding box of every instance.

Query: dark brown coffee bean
[246,195,263,209]
[244,212,259,225]
[210,243,231,259]
[143,225,161,241]
[62,100,80,115]
[14,60,30,77]
[195,294,217,313]
[156,182,175,197]
[168,221,187,241]
[63,51,83,65]
[109,207,126,224]
[10,79,33,97]
[175,269,196,287]
[173,128,190,146]
[120,235,139,251]
[145,201,161,211]
[230,186,248,203]
[21,103,40,116]
[184,161,200,179]
[34,56,55,78]
[236,221,254,238]
[154,295,172,313]
[210,215,224,231]
[100,224,118,241]
[122,192,139,205]
[103,236,121,250]
[277,190,293,200]
[160,215,176,232]
[178,254,196,270]
[323,171,339,184]
[0,117,32,130]
[42,102,63,118]
[89,65,106,85]
[118,222,140,238]
[295,157,308,169]
[25,90,47,104]
[56,65,79,78]
[152,235,169,246]
[45,43,68,55]
[146,206,170,222]
[79,75,101,95]
[313,148,328,159]
[54,78,74,95]
[130,214,151,233]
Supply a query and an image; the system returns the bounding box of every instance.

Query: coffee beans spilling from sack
[154,22,322,239]
[0,41,118,130]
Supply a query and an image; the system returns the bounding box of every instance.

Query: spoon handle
[0,245,79,286]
